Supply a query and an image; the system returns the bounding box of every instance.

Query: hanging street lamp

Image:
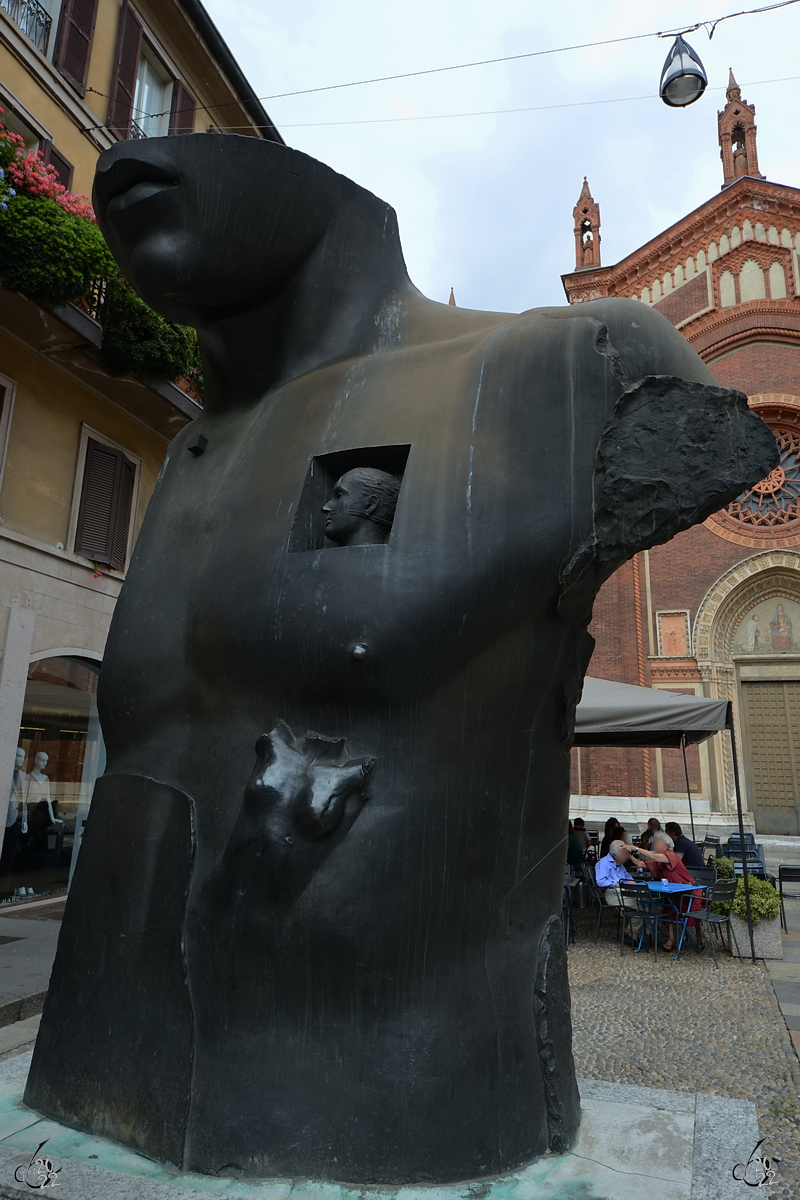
[659,34,708,107]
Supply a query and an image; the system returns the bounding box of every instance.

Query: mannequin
[6,748,28,834]
[27,133,778,1184]
[26,753,63,877]
[26,753,60,826]
[2,748,28,891]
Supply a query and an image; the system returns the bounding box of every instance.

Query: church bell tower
[572,178,601,271]
[718,69,765,188]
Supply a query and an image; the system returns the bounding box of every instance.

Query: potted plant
[715,855,734,878]
[727,876,783,960]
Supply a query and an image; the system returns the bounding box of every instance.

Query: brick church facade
[564,73,800,836]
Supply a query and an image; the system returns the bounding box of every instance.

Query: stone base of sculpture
[4,1052,764,1199]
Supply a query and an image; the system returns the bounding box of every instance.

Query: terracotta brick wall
[647,525,749,617]
[654,272,711,326]
[575,527,751,799]
[708,342,800,396]
[563,147,800,808]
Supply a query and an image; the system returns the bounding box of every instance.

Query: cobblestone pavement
[567,908,800,1198]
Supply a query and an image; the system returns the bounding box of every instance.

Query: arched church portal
[695,553,800,834]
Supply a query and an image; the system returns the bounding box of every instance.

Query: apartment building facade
[0,0,280,897]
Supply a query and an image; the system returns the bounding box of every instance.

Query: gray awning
[574,676,730,748]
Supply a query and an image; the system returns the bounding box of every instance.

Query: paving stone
[770,982,800,1002]
[763,962,800,980]
[0,1019,38,1061]
[568,909,800,1200]
[693,1094,761,1200]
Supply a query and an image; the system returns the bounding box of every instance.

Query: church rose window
[705,402,800,547]
[726,427,800,528]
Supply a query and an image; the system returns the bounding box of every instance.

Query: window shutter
[107,4,143,140]
[53,0,99,96]
[168,81,196,136]
[40,142,74,190]
[110,456,135,571]
[75,438,136,571]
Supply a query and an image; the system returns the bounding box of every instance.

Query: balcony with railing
[0,0,52,56]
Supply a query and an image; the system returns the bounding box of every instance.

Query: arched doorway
[3,655,105,900]
[694,552,800,834]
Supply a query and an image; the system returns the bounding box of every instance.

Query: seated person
[625,831,702,952]
[599,818,628,858]
[664,822,705,871]
[567,821,584,871]
[572,818,590,852]
[640,817,661,850]
[594,839,642,942]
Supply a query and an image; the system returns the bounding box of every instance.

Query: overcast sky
[202,0,800,313]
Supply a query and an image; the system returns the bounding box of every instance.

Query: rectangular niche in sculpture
[657,610,691,657]
[289,444,410,552]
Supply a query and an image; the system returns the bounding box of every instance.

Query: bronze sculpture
[25,133,777,1184]
[323,467,400,546]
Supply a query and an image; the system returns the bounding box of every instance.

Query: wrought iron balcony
[0,0,52,56]
[129,120,148,140]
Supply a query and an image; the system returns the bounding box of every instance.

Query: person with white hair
[624,831,702,952]
[595,838,642,943]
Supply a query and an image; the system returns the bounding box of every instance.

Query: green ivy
[715,855,735,879]
[0,192,202,394]
[97,276,201,386]
[0,195,115,307]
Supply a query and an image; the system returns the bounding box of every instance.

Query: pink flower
[0,120,97,223]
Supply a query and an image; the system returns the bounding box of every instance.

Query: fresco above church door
[732,597,800,654]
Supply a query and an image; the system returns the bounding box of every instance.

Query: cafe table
[643,880,706,959]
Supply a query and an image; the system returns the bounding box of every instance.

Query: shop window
[2,656,104,901]
[73,434,138,571]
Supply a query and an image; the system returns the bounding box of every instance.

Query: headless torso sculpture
[26,135,777,1184]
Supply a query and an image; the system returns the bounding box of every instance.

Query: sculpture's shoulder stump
[481,296,719,391]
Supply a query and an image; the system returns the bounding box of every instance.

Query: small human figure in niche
[322,467,400,546]
[746,612,761,651]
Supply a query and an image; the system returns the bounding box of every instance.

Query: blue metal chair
[778,864,800,933]
[692,878,740,967]
[668,885,706,960]
[618,881,660,956]
[588,864,622,943]
[562,869,575,946]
